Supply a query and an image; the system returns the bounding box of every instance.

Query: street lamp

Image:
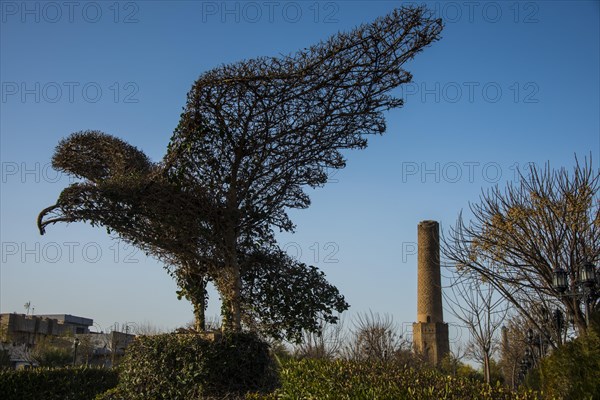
[552,261,598,326]
[519,353,533,383]
[518,322,551,385]
[526,328,534,343]
[579,261,597,287]
[552,267,568,294]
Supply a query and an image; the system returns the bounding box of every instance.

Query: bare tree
[343,311,409,362]
[499,315,530,388]
[443,158,599,336]
[441,342,468,377]
[294,317,346,359]
[134,321,166,336]
[443,269,508,383]
[499,302,569,388]
[75,334,96,366]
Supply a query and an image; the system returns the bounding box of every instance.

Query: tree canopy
[39,5,443,337]
[443,157,599,336]
[164,5,442,330]
[37,131,348,341]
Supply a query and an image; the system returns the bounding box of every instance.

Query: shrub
[253,358,541,400]
[28,335,77,367]
[34,347,73,367]
[0,366,118,400]
[528,323,600,400]
[0,349,11,369]
[104,332,278,399]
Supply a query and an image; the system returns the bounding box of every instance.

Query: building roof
[34,314,93,326]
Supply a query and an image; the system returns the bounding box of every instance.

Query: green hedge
[247,359,542,400]
[101,332,278,400]
[527,325,600,400]
[0,366,118,400]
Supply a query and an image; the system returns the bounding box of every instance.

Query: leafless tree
[443,158,599,336]
[441,342,468,377]
[443,269,509,383]
[134,321,166,336]
[499,301,569,388]
[499,315,529,388]
[343,311,409,362]
[294,317,346,359]
[204,315,223,332]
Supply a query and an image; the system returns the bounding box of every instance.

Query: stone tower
[412,220,449,366]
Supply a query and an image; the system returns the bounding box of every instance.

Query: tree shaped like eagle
[38,6,443,340]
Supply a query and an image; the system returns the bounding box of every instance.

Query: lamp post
[518,352,533,383]
[518,307,565,384]
[552,261,598,327]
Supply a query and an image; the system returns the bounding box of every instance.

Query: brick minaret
[412,220,449,366]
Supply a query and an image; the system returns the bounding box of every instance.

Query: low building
[38,314,93,335]
[0,313,93,345]
[0,313,138,369]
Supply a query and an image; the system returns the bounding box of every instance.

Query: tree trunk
[194,300,206,331]
[566,297,588,336]
[220,247,242,333]
[230,264,242,331]
[483,352,491,383]
[175,263,208,332]
[510,362,516,389]
[182,267,207,332]
[219,205,243,332]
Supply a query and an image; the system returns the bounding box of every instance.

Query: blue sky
[1,1,598,339]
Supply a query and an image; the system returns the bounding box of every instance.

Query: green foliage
[241,248,348,342]
[250,359,541,400]
[39,5,443,337]
[488,358,505,385]
[29,335,78,368]
[106,332,278,399]
[163,5,442,331]
[456,363,484,382]
[34,347,72,367]
[0,367,118,400]
[38,130,349,342]
[439,353,484,381]
[528,319,600,400]
[0,349,11,369]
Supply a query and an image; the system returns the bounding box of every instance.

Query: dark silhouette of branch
[39,6,443,336]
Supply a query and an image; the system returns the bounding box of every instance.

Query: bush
[0,349,11,369]
[34,347,73,367]
[0,366,118,400]
[104,332,278,399]
[29,335,77,367]
[252,358,541,400]
[528,323,600,400]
